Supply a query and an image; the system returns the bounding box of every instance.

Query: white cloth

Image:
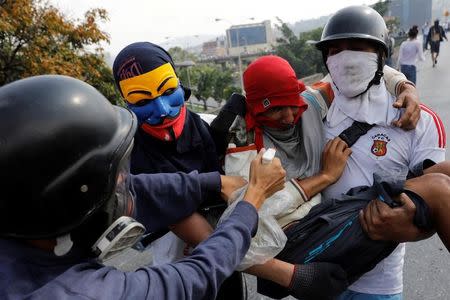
[326,79,400,128]
[324,95,446,294]
[326,50,379,98]
[397,39,425,67]
[382,65,409,96]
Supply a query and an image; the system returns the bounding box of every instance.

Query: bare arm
[359,192,432,242]
[295,137,351,199]
[359,162,450,245]
[392,82,421,129]
[170,212,214,246]
[383,65,421,129]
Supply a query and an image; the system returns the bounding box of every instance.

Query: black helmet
[316,5,389,55]
[0,75,137,239]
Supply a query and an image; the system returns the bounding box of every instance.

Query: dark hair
[434,19,440,29]
[408,26,419,38]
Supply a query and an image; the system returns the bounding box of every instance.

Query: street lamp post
[186,66,192,108]
[235,28,244,93]
[176,60,195,108]
[215,18,253,93]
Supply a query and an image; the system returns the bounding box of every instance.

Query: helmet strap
[321,51,329,74]
[372,49,385,84]
[353,49,385,97]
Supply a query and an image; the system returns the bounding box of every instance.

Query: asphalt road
[402,38,450,300]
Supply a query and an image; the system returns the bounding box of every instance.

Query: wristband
[287,178,309,203]
[396,80,416,96]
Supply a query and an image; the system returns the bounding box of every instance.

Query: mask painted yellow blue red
[113,42,188,141]
[119,63,184,125]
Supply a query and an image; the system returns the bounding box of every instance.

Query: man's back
[430,26,442,42]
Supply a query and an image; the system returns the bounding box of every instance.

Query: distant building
[225,20,275,56]
[387,0,450,32]
[201,37,227,58]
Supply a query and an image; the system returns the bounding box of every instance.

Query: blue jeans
[423,35,428,50]
[400,64,416,84]
[338,290,402,300]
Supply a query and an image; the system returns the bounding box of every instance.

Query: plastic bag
[221,142,321,270]
[218,186,293,271]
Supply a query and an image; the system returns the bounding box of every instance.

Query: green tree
[168,47,199,99]
[191,64,216,111]
[168,46,197,63]
[0,0,121,104]
[372,0,391,17]
[223,85,241,102]
[189,63,235,111]
[177,66,193,88]
[274,20,326,79]
[212,68,234,104]
[385,17,400,33]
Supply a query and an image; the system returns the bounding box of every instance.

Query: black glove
[288,262,348,300]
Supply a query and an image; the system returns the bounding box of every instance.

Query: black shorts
[430,41,440,53]
[257,175,431,299]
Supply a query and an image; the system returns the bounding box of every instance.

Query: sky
[49,0,379,55]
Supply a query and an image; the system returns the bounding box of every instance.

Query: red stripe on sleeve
[420,104,446,148]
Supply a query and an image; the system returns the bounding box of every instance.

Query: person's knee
[412,173,450,210]
[428,173,450,191]
[431,173,450,206]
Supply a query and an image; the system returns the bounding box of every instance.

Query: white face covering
[327,50,379,98]
[325,50,401,128]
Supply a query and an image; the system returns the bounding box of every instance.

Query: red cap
[243,55,306,115]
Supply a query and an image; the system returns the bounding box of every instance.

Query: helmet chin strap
[354,49,385,97]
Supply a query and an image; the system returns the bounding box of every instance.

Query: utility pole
[215,18,254,93]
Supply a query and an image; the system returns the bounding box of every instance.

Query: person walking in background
[397,25,425,84]
[427,19,448,67]
[422,21,429,50]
